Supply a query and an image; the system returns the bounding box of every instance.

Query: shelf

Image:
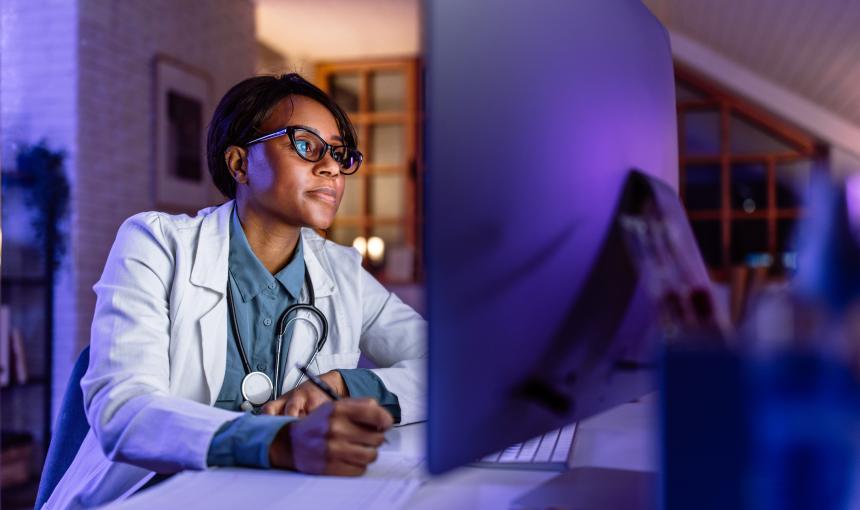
[0,378,48,390]
[1,164,54,510]
[1,276,49,286]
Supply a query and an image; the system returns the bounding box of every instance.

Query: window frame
[316,57,423,283]
[675,63,827,281]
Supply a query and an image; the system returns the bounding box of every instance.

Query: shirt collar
[228,206,305,302]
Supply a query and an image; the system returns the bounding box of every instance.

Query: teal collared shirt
[206,207,401,468]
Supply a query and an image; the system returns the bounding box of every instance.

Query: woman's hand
[260,370,348,417]
[268,399,393,476]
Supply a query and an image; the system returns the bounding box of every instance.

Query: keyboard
[472,423,577,471]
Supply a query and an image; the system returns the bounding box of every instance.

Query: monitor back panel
[425,0,679,473]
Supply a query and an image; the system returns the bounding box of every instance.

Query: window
[675,64,825,280]
[317,59,421,283]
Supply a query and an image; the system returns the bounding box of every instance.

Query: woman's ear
[225,146,249,185]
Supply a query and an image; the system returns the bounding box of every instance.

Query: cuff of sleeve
[207,413,295,468]
[336,368,402,424]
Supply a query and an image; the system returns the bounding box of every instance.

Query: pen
[296,364,389,444]
[297,364,340,401]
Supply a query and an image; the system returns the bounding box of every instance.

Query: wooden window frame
[316,58,423,283]
[675,63,827,281]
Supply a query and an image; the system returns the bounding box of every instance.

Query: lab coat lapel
[190,201,233,403]
[301,228,336,299]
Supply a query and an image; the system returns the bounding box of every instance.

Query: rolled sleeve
[206,414,295,468]
[337,368,402,424]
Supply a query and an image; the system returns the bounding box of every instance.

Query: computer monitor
[424,0,682,473]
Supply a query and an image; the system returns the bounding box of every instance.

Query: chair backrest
[35,345,91,509]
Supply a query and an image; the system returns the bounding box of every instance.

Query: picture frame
[153,55,214,211]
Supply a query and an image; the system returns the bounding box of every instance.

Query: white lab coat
[46,201,427,509]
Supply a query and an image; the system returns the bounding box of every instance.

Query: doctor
[47,74,426,509]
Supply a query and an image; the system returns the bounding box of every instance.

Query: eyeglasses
[245,126,363,174]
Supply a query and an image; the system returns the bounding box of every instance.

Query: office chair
[35,346,91,509]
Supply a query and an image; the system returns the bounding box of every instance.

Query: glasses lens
[331,146,363,174]
[291,129,326,161]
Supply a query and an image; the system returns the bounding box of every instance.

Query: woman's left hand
[261,371,348,417]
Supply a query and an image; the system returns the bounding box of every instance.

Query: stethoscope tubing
[226,267,329,406]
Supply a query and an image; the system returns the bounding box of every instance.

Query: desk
[103,396,657,510]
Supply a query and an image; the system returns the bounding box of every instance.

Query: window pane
[371,71,406,112]
[371,174,405,218]
[683,111,720,155]
[691,220,722,267]
[370,124,405,165]
[684,163,721,211]
[372,224,404,246]
[372,225,412,280]
[730,114,794,155]
[777,219,798,271]
[329,225,362,248]
[328,73,360,112]
[731,163,767,213]
[339,176,364,216]
[676,81,706,102]
[777,219,797,254]
[731,220,768,265]
[776,159,812,209]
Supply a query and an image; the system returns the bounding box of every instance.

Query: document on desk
[104,454,425,510]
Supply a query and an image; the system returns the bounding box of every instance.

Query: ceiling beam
[669,29,860,162]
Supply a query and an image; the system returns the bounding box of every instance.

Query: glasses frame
[245,126,363,175]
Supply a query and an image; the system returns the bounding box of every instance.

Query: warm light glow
[367,236,385,263]
[352,236,367,257]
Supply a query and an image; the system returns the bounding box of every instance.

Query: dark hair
[206,73,358,199]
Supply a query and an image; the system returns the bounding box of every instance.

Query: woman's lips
[307,187,337,205]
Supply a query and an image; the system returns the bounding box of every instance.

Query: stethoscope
[226,267,329,412]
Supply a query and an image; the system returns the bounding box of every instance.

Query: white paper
[103,457,425,510]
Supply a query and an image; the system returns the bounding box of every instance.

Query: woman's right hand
[268,398,392,476]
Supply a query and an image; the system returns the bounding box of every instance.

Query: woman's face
[240,95,346,230]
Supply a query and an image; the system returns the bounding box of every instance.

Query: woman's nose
[314,152,341,177]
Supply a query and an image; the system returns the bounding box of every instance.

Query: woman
[47,74,426,509]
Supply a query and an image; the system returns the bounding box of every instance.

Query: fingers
[329,413,387,448]
[302,392,332,414]
[336,398,394,431]
[285,393,307,417]
[325,440,379,473]
[260,388,336,418]
[282,382,339,417]
[260,391,308,417]
[260,397,286,416]
[324,460,368,477]
[279,401,390,477]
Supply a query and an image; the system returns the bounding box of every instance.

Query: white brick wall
[70,0,256,421]
[1,0,78,172]
[3,0,257,424]
[1,0,80,459]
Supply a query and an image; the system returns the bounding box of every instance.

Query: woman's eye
[295,140,310,154]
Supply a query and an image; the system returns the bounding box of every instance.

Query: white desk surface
[103,396,657,510]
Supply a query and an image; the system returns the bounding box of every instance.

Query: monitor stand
[514,467,656,509]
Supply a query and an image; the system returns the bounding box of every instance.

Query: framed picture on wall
[153,55,214,212]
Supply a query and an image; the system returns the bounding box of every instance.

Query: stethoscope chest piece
[227,265,329,413]
[241,371,274,408]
